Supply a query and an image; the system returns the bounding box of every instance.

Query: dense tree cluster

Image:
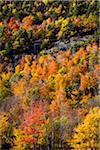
[0,0,99,149]
[0,42,99,149]
[0,0,99,60]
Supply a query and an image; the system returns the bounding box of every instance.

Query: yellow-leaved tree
[70,107,100,150]
[0,113,9,148]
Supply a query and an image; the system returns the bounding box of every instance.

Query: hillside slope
[0,0,99,150]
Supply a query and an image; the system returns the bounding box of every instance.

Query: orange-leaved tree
[13,101,47,149]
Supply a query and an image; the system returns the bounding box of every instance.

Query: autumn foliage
[0,42,99,149]
[0,0,99,150]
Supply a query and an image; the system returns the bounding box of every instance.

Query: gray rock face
[52,35,94,51]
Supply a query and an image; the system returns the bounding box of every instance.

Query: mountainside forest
[0,0,99,150]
